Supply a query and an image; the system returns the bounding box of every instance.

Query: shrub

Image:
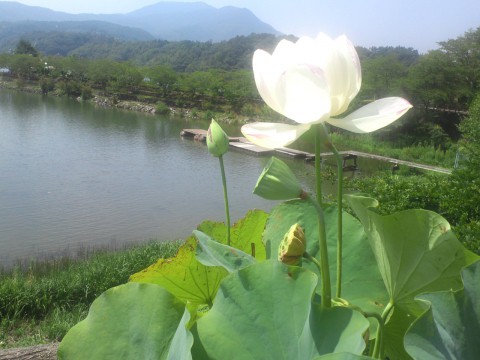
[155,101,170,115]
[39,77,55,94]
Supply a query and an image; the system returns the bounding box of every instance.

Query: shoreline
[0,78,251,125]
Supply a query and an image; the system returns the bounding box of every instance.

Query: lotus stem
[303,251,322,275]
[371,301,394,359]
[381,301,394,322]
[330,142,344,298]
[314,125,323,205]
[307,194,332,308]
[364,312,385,359]
[219,155,231,245]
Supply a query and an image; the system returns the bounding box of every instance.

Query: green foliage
[329,131,456,168]
[59,196,480,359]
[404,260,480,359]
[14,39,38,57]
[80,85,93,100]
[263,201,388,334]
[155,101,170,115]
[2,26,479,140]
[346,174,447,215]
[458,93,480,169]
[57,80,83,98]
[194,231,257,272]
[130,210,268,306]
[197,209,268,260]
[39,77,55,94]
[347,172,480,254]
[0,241,182,348]
[0,241,181,321]
[57,283,187,359]
[130,237,228,306]
[345,194,479,358]
[196,260,369,359]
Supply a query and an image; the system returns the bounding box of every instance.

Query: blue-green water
[0,89,391,267]
[0,90,297,266]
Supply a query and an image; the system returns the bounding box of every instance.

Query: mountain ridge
[0,1,281,42]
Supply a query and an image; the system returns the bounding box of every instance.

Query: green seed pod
[278,223,306,266]
[253,157,304,200]
[206,119,229,157]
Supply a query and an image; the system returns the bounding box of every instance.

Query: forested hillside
[1,27,479,149]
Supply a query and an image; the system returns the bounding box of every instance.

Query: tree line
[1,28,479,147]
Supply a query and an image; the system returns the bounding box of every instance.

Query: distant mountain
[0,21,155,54]
[0,1,281,42]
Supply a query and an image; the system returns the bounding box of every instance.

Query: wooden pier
[346,150,452,174]
[180,129,208,141]
[180,128,452,174]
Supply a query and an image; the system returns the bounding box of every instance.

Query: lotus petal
[326,97,412,133]
[241,122,311,149]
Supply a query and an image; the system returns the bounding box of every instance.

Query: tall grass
[0,240,182,348]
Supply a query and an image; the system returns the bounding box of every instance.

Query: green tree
[457,93,480,170]
[441,93,480,252]
[9,54,42,80]
[406,51,456,108]
[407,27,480,111]
[14,39,39,57]
[87,59,119,94]
[361,54,408,100]
[146,65,177,96]
[438,27,480,105]
[111,62,143,94]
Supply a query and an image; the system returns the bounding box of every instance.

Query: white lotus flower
[241,33,413,148]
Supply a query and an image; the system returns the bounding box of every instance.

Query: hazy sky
[8,0,480,53]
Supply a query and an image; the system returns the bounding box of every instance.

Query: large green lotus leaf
[345,194,480,359]
[194,230,256,272]
[263,200,388,326]
[197,209,268,260]
[130,237,228,306]
[196,260,369,359]
[405,260,480,360]
[301,304,370,356]
[382,303,419,360]
[58,282,188,360]
[345,194,479,305]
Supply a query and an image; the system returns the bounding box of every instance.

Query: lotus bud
[254,157,305,200]
[278,223,306,266]
[207,119,229,157]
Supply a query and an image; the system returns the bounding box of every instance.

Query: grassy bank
[0,240,182,349]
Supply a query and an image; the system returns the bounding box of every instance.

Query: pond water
[0,89,391,267]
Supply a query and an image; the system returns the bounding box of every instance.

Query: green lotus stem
[307,194,332,308]
[330,142,344,298]
[370,301,394,359]
[364,312,385,359]
[219,155,231,245]
[381,300,394,322]
[303,251,322,275]
[314,125,323,205]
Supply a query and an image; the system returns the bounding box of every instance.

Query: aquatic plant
[57,33,479,360]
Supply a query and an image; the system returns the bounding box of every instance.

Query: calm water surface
[0,90,391,267]
[0,90,303,267]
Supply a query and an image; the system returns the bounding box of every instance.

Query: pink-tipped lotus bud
[278,223,306,266]
[207,119,229,157]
